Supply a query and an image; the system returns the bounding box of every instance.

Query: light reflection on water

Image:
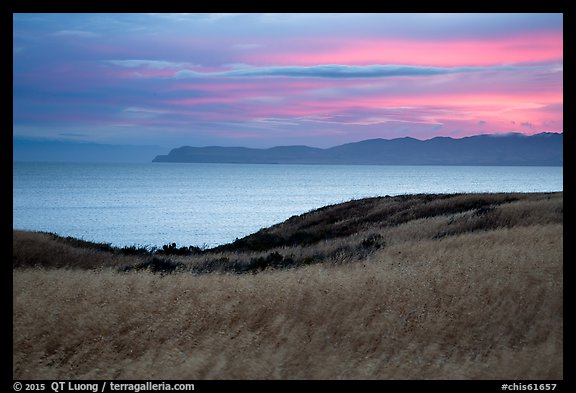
[13,162,563,248]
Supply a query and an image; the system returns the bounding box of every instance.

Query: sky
[13,13,563,149]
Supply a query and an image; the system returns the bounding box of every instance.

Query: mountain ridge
[152,132,563,166]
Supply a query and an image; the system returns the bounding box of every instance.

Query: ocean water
[13,162,563,248]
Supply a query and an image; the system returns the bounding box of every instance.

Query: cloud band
[174,64,522,79]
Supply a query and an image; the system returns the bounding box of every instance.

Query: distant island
[153,132,563,166]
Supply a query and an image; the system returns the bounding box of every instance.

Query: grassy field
[13,192,563,379]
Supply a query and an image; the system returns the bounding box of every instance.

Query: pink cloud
[243,32,562,67]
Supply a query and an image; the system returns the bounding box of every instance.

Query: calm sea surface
[13,162,563,248]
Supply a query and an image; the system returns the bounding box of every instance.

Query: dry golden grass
[13,192,562,379]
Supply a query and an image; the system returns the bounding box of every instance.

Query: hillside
[13,192,563,379]
[153,132,563,166]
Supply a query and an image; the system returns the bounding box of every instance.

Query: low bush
[121,257,186,274]
[156,242,204,256]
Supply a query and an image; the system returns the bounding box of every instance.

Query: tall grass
[13,192,562,379]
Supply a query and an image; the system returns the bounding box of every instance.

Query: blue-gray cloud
[104,60,195,69]
[58,132,89,137]
[175,64,524,79]
[14,13,562,42]
[53,30,100,38]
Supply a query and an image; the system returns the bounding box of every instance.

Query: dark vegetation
[120,257,186,274]
[214,193,521,252]
[13,192,562,275]
[156,242,204,256]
